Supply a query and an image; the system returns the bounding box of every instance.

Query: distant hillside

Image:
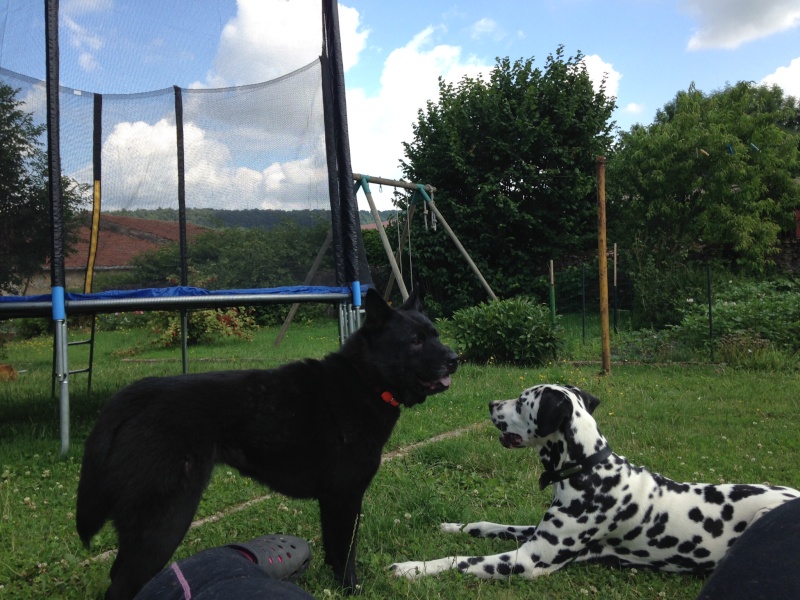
[110,208,396,230]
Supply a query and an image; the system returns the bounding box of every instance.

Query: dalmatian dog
[391,384,800,581]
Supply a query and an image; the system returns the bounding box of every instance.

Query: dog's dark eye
[410,334,423,348]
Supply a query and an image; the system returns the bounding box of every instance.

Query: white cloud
[199,0,368,88]
[623,102,645,115]
[762,57,800,98]
[683,0,800,50]
[95,118,327,210]
[469,18,503,41]
[344,26,493,208]
[580,54,621,98]
[62,14,104,72]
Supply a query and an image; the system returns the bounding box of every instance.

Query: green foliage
[12,318,51,340]
[125,220,332,290]
[447,297,561,366]
[147,307,257,348]
[94,311,152,332]
[608,82,800,274]
[400,47,616,315]
[0,83,88,293]
[714,331,798,371]
[109,207,392,231]
[607,82,800,329]
[669,279,800,358]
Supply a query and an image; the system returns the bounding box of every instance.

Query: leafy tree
[607,82,800,326]
[399,46,616,315]
[609,82,799,270]
[0,82,87,294]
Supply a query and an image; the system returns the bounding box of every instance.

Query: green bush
[13,317,51,339]
[447,297,561,366]
[149,307,257,348]
[670,279,800,355]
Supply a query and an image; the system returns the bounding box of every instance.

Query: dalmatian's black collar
[539,445,613,490]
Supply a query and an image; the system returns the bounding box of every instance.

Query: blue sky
[0,0,798,210]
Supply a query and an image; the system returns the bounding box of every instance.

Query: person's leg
[135,535,313,600]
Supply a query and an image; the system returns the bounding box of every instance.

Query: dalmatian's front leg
[441,521,538,542]
[390,528,582,580]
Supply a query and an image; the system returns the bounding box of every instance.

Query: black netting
[0,0,369,298]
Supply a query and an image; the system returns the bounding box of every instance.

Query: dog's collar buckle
[381,390,400,407]
[539,445,613,490]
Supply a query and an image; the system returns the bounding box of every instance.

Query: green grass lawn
[1,320,799,599]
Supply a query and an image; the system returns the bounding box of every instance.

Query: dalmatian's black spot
[615,502,639,522]
[654,535,679,549]
[390,384,800,583]
[677,535,702,553]
[729,485,768,501]
[623,526,643,541]
[704,486,726,505]
[688,507,704,522]
[703,518,724,538]
[641,505,654,524]
[539,530,559,545]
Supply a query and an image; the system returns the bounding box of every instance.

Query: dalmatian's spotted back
[390,384,800,580]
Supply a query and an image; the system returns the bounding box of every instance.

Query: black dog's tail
[75,426,113,548]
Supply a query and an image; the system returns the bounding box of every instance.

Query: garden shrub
[447,297,561,366]
[12,317,50,339]
[149,307,257,348]
[670,279,800,355]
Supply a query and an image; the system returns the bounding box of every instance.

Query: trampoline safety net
[0,0,371,307]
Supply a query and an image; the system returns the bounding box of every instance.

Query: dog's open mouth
[420,375,452,395]
[498,432,524,448]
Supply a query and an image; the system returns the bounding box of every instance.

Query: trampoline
[0,0,369,455]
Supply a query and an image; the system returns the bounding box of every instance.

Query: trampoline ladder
[52,315,96,398]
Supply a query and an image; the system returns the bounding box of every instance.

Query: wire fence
[548,258,741,364]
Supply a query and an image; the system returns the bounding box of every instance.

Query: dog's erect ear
[536,387,573,437]
[364,288,394,328]
[565,385,601,414]
[399,288,423,312]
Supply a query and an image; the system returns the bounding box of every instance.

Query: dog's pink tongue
[439,375,452,388]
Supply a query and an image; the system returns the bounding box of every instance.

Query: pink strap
[170,562,192,600]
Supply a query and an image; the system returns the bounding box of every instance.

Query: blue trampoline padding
[0,285,356,304]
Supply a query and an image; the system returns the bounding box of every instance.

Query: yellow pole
[597,156,611,375]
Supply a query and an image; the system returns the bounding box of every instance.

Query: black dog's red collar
[380,391,400,407]
[539,446,613,490]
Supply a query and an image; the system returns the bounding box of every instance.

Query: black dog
[76,289,458,600]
